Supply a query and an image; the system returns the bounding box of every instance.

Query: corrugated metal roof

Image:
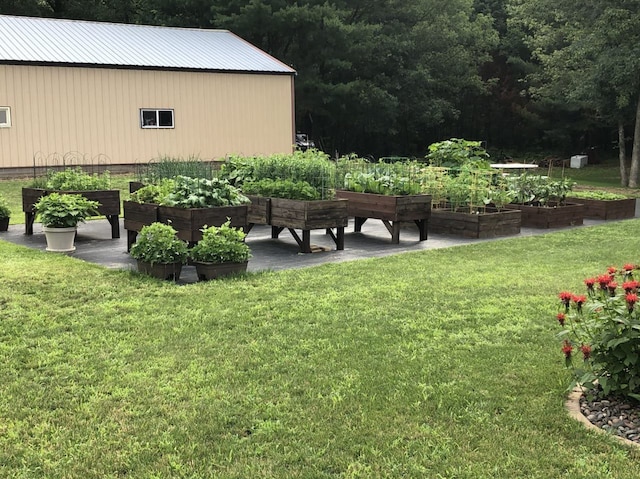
[0,15,295,74]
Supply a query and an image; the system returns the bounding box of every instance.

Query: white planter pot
[42,226,77,252]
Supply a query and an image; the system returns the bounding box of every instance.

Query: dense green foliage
[0,193,11,218]
[222,150,337,199]
[189,220,251,264]
[339,160,423,195]
[129,177,249,208]
[426,138,491,169]
[241,178,321,201]
[568,191,629,201]
[129,222,188,265]
[557,264,640,401]
[33,192,100,228]
[1,222,640,477]
[163,176,249,208]
[506,174,576,205]
[129,179,176,204]
[137,155,215,183]
[39,167,111,191]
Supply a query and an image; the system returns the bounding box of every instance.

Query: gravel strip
[579,389,640,444]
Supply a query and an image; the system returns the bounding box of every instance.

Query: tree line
[1,0,639,185]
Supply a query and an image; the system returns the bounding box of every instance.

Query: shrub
[556,263,640,401]
[130,222,188,265]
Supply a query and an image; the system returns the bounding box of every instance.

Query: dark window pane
[141,110,156,126]
[0,110,6,124]
[158,110,173,127]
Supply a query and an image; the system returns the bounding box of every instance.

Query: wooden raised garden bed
[335,191,431,243]
[123,202,247,248]
[269,198,349,253]
[570,197,636,220]
[22,187,121,238]
[505,202,584,228]
[429,207,521,239]
[123,200,159,250]
[158,205,248,243]
[246,194,271,226]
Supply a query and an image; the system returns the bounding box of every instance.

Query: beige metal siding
[0,64,295,169]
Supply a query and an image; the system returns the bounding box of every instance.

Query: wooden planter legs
[271,226,345,253]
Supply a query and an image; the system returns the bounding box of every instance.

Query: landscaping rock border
[566,386,640,448]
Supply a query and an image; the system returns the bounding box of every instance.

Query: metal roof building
[0,15,296,173]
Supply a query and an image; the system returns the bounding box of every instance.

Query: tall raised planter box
[335,191,431,243]
[505,202,584,228]
[429,207,521,239]
[246,195,271,225]
[123,200,159,251]
[569,197,636,220]
[22,187,121,238]
[158,205,248,243]
[269,198,348,253]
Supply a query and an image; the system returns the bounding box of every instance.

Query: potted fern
[129,222,188,281]
[33,193,100,252]
[189,220,252,281]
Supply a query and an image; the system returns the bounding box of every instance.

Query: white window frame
[0,107,11,128]
[140,109,174,129]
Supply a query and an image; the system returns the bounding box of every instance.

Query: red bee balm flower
[562,340,573,358]
[623,280,639,293]
[623,263,635,272]
[584,278,596,290]
[559,291,573,304]
[556,313,566,326]
[608,281,618,296]
[626,293,638,311]
[580,344,592,360]
[597,274,611,289]
[608,266,617,275]
[572,295,587,312]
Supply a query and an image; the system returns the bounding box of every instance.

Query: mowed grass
[1,220,640,478]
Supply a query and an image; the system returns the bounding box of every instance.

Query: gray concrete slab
[0,216,613,284]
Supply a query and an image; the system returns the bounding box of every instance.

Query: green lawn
[1,220,640,478]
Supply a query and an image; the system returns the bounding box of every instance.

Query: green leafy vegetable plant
[507,174,575,206]
[163,176,250,208]
[189,220,251,264]
[340,160,423,195]
[556,263,640,401]
[129,222,188,265]
[425,138,491,170]
[568,190,629,201]
[129,179,176,204]
[42,167,111,191]
[242,178,322,200]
